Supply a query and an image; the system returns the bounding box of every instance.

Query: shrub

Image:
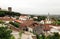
[36,33,60,39]
[9,22,20,28]
[0,27,12,39]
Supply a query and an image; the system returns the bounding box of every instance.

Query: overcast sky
[0,0,60,15]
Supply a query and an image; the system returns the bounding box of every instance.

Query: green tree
[19,30,23,39]
[10,35,15,39]
[36,34,46,39]
[52,21,60,25]
[9,22,20,28]
[52,33,60,39]
[30,15,34,18]
[0,11,21,17]
[0,20,4,24]
[36,33,60,39]
[34,16,46,21]
[0,27,12,39]
[0,11,5,17]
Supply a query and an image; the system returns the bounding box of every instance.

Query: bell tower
[46,13,50,21]
[8,7,12,12]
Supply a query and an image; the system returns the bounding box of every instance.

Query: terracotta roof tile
[43,24,52,31]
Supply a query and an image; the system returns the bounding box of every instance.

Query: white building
[19,16,30,20]
[33,16,38,19]
[40,13,52,24]
[27,27,33,32]
[49,26,60,34]
[40,20,45,24]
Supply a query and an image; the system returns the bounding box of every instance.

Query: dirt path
[12,31,35,39]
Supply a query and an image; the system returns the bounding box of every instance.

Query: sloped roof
[15,19,40,27]
[43,24,52,31]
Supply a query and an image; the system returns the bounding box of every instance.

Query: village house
[33,16,38,19]
[42,24,60,35]
[40,13,55,24]
[33,24,44,35]
[19,15,30,20]
[0,16,14,23]
[19,20,44,35]
[43,24,52,32]
[49,26,60,34]
[14,18,44,35]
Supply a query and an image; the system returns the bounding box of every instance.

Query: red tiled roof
[15,20,40,28]
[0,17,13,21]
[14,20,24,23]
[43,24,52,31]
[20,20,35,26]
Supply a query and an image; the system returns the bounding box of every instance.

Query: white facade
[45,13,52,24]
[45,20,52,24]
[28,27,33,32]
[33,17,38,19]
[40,20,52,24]
[5,21,10,23]
[0,24,7,27]
[19,16,30,20]
[50,28,60,33]
[40,20,44,24]
[50,26,60,34]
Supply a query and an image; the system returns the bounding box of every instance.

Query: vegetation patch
[9,21,20,28]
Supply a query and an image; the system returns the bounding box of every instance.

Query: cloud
[0,0,60,15]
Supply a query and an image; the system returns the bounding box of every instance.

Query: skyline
[0,0,60,15]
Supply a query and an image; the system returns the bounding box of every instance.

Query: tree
[36,32,60,39]
[10,35,15,39]
[0,20,4,24]
[9,22,20,28]
[30,15,34,18]
[0,27,12,39]
[0,11,21,17]
[0,11,5,17]
[52,33,60,39]
[36,34,46,39]
[52,21,60,25]
[19,30,23,39]
[34,16,46,21]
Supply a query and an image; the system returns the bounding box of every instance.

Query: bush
[10,35,15,39]
[0,27,12,39]
[9,22,20,28]
[19,30,23,39]
[0,20,4,24]
[36,33,60,39]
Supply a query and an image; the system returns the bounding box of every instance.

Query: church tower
[45,13,52,24]
[8,7,12,12]
[46,13,50,21]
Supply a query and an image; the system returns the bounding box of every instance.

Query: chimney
[8,7,12,12]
